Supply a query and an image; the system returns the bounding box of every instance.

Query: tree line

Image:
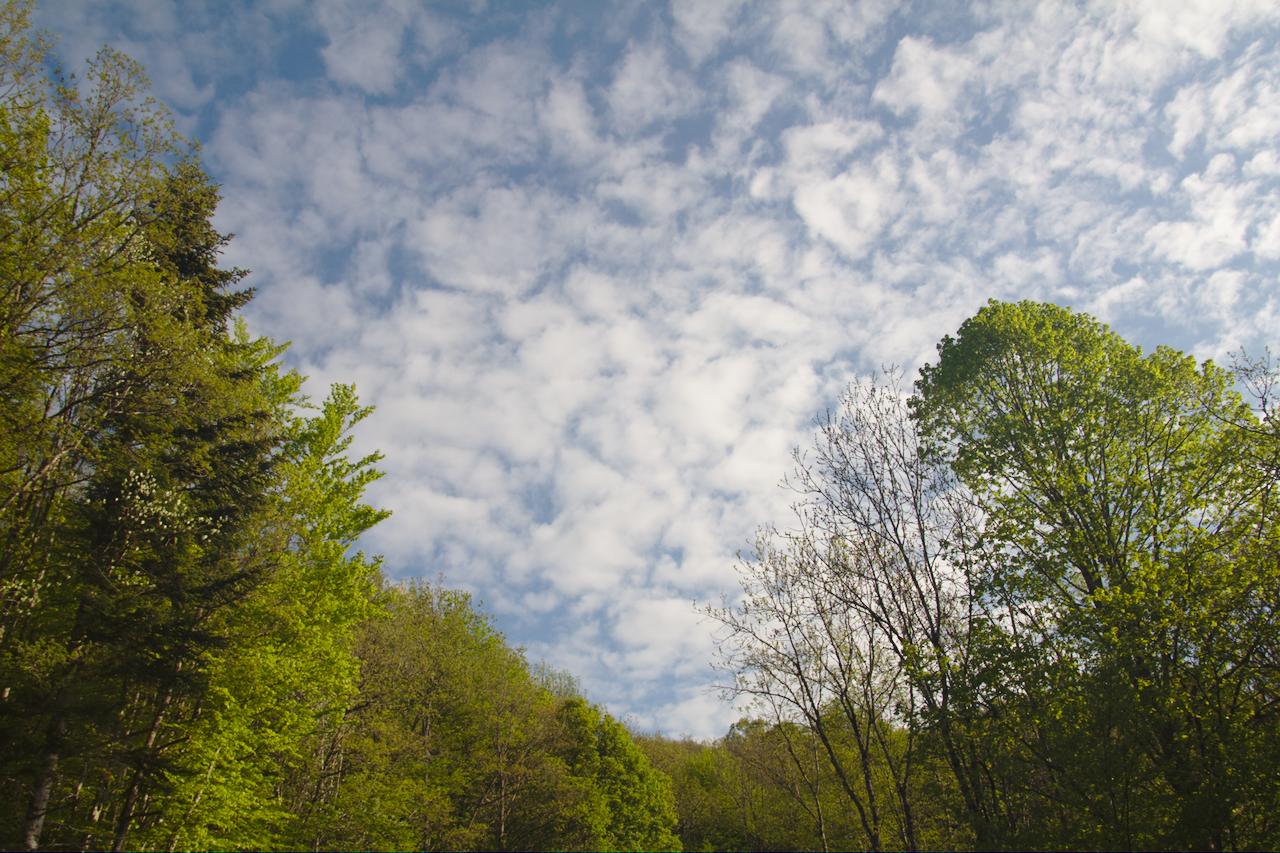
[0,5,677,850]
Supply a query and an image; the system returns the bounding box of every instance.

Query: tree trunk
[112,686,174,851]
[22,709,67,850]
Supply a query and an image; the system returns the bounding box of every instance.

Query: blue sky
[39,0,1280,738]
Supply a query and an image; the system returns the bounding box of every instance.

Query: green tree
[0,7,185,612]
[715,301,1275,849]
[0,157,298,852]
[287,583,550,851]
[291,582,680,852]
[636,734,753,852]
[912,300,1279,849]
[554,697,681,851]
[131,383,389,851]
[0,98,285,850]
[0,8,393,849]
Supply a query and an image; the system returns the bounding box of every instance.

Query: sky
[38,0,1280,739]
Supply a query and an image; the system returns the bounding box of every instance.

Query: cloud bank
[40,0,1280,737]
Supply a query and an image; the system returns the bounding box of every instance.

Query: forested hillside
[3,3,1278,851]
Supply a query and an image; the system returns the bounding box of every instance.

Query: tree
[554,697,682,852]
[0,6,185,612]
[288,582,681,852]
[912,300,1279,849]
[0,50,286,844]
[0,157,294,852]
[130,383,389,851]
[635,734,756,852]
[709,372,978,851]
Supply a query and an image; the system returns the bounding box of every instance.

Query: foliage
[0,8,684,850]
[129,384,389,851]
[286,582,681,852]
[911,299,1278,849]
[0,5,386,849]
[638,717,962,852]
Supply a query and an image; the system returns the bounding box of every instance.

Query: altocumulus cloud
[40,0,1280,738]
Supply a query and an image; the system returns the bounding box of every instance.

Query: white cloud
[412,184,584,294]
[792,152,904,261]
[607,41,698,134]
[1251,209,1280,260]
[316,0,414,93]
[541,78,601,162]
[1146,155,1252,270]
[781,120,884,176]
[671,0,745,65]
[719,59,787,137]
[757,0,893,81]
[873,36,978,126]
[1121,0,1274,61]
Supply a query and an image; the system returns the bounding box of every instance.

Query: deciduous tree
[912,300,1279,849]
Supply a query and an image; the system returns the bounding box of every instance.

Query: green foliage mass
[910,299,1279,849]
[639,717,965,852]
[284,583,680,852]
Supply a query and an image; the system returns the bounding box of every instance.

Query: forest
[2,3,1278,850]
